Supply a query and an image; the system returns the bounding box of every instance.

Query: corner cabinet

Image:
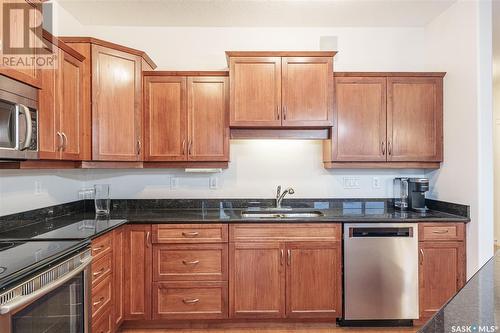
[60,37,157,162]
[227,52,335,128]
[324,73,444,169]
[143,72,229,163]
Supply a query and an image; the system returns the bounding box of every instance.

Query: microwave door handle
[18,104,32,150]
[0,255,92,315]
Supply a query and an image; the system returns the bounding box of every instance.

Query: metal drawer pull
[287,249,291,266]
[93,268,105,276]
[419,249,424,265]
[182,298,200,304]
[182,231,199,237]
[280,249,284,266]
[432,229,450,234]
[182,260,200,265]
[92,245,105,252]
[93,296,105,306]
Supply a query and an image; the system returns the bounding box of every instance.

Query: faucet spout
[275,185,295,208]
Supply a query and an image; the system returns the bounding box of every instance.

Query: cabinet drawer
[419,223,465,241]
[91,252,113,286]
[152,281,228,319]
[152,224,228,243]
[230,224,341,242]
[153,244,227,281]
[92,306,112,333]
[91,233,113,259]
[92,275,113,319]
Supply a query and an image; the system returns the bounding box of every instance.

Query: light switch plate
[343,177,361,189]
[170,177,179,190]
[372,177,381,189]
[209,177,218,189]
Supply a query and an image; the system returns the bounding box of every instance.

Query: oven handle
[17,104,32,150]
[0,256,92,315]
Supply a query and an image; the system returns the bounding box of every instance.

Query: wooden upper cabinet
[229,57,282,127]
[387,77,443,162]
[286,242,341,318]
[143,76,187,161]
[92,45,142,161]
[227,52,335,129]
[38,32,87,161]
[0,0,42,88]
[332,77,387,162]
[188,76,229,161]
[143,72,229,162]
[281,57,333,127]
[229,242,285,318]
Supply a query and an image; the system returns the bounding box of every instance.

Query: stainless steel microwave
[0,75,38,160]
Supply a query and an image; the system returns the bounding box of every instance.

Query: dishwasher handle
[349,226,414,238]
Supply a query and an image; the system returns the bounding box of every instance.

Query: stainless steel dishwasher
[343,223,419,321]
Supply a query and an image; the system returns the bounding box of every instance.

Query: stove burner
[0,242,15,251]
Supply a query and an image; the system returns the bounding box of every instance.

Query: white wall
[492,0,500,246]
[423,0,494,277]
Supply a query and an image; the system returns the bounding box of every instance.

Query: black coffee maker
[394,177,429,212]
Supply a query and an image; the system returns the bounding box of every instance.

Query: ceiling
[57,0,457,27]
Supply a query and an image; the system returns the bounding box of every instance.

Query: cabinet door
[143,76,187,161]
[285,242,341,318]
[229,57,282,127]
[387,77,443,162]
[124,225,152,320]
[59,50,84,160]
[0,0,42,88]
[419,241,466,320]
[188,76,229,161]
[332,77,387,161]
[281,57,333,127]
[229,242,285,318]
[92,45,142,161]
[113,227,125,329]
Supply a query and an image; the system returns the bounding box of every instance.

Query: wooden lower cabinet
[418,224,466,322]
[230,242,285,318]
[113,227,125,328]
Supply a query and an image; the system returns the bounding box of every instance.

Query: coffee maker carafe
[394,177,430,212]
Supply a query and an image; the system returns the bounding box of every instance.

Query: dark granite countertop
[420,252,500,333]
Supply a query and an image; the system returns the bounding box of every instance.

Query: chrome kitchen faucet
[276,185,295,209]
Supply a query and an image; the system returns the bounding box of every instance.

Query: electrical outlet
[170,177,179,190]
[372,177,381,189]
[209,176,218,189]
[343,177,360,189]
[34,181,43,195]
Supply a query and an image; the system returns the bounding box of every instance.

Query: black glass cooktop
[0,240,88,290]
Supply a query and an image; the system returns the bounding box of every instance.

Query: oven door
[0,252,92,333]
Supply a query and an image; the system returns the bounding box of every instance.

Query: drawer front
[419,223,465,241]
[91,252,113,286]
[92,275,113,319]
[92,306,112,333]
[153,244,228,281]
[153,224,228,243]
[91,233,113,259]
[230,224,341,241]
[152,281,228,319]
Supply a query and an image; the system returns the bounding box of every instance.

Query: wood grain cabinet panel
[143,76,187,161]
[92,274,113,320]
[281,57,333,127]
[387,77,443,162]
[332,77,387,162]
[153,224,228,243]
[230,224,341,242]
[419,241,465,320]
[113,227,125,329]
[286,242,342,318]
[91,252,112,286]
[153,243,228,281]
[229,57,282,127]
[229,242,285,318]
[92,307,113,333]
[419,223,465,242]
[92,233,113,259]
[124,224,152,320]
[92,45,142,161]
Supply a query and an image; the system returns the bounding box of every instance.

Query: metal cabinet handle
[388,141,392,155]
[188,140,192,155]
[61,132,68,151]
[56,132,63,151]
[93,296,105,306]
[280,249,284,266]
[276,105,280,120]
[18,104,32,150]
[419,249,424,265]
[146,232,151,248]
[182,260,200,265]
[92,245,104,252]
[182,140,186,155]
[283,106,287,121]
[137,139,142,155]
[92,268,105,277]
[182,298,200,304]
[432,229,449,234]
[182,231,199,237]
[381,141,386,155]
[287,249,291,266]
